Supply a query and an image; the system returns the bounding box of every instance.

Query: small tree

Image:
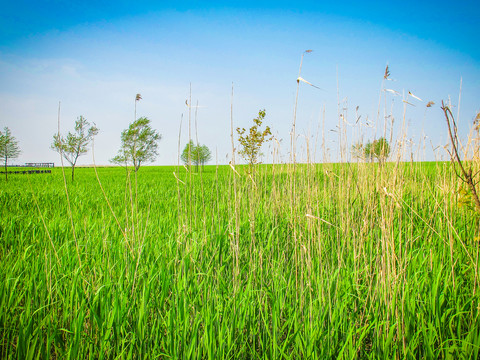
[181,141,212,171]
[353,138,390,163]
[364,141,374,162]
[51,116,98,182]
[372,137,390,164]
[111,117,161,172]
[181,140,196,167]
[0,127,21,182]
[351,142,365,161]
[236,109,272,173]
[198,144,212,169]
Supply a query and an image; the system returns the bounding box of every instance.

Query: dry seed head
[385,89,400,96]
[474,111,480,131]
[384,65,390,79]
[408,91,423,102]
[297,76,322,89]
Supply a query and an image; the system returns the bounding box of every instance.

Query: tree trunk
[72,165,75,182]
[4,158,7,182]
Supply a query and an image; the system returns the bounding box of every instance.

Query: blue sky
[1,1,479,165]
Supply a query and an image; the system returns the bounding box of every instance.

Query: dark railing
[25,162,55,168]
[0,170,52,174]
[7,163,55,168]
[2,163,54,175]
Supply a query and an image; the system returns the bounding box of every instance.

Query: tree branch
[442,101,480,214]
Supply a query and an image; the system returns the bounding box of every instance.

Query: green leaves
[51,116,98,181]
[236,109,272,172]
[181,141,212,169]
[0,127,21,161]
[111,117,161,172]
[1,127,21,181]
[1,163,480,358]
[52,116,98,164]
[351,137,390,163]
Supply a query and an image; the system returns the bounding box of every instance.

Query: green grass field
[1,162,479,358]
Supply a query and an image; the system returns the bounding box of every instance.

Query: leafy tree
[236,109,272,173]
[51,116,98,182]
[111,117,161,172]
[372,137,390,164]
[0,127,21,182]
[364,141,373,162]
[181,140,195,167]
[181,141,212,171]
[351,142,365,161]
[198,145,212,168]
[352,137,390,163]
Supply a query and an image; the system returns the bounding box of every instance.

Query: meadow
[1,159,479,358]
